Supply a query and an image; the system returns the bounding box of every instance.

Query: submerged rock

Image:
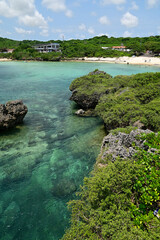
[52,178,77,197]
[0,100,28,130]
[3,201,20,226]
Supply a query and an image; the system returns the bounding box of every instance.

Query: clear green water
[0,61,159,240]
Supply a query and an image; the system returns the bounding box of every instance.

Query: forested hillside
[0,35,160,60]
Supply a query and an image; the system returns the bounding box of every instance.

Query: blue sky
[0,0,160,41]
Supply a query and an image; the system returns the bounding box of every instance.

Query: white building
[34,43,60,53]
[112,46,131,52]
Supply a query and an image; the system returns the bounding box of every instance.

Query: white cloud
[79,24,87,31]
[157,26,160,35]
[40,27,49,36]
[19,11,47,28]
[42,0,66,11]
[0,0,47,29]
[130,1,139,10]
[96,33,110,37]
[88,27,95,35]
[79,24,96,35]
[0,19,2,23]
[65,9,73,18]
[117,6,124,10]
[121,12,138,28]
[74,0,89,7]
[101,0,126,5]
[99,16,110,25]
[0,0,34,17]
[147,0,159,8]
[15,27,34,34]
[91,11,97,16]
[123,30,132,37]
[47,16,53,22]
[42,0,73,18]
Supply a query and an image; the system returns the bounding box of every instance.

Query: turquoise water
[0,61,159,240]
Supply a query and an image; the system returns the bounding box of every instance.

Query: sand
[81,56,160,66]
[0,56,160,66]
[0,58,12,62]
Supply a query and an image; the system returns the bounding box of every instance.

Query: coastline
[1,56,160,67]
[70,56,160,66]
[0,58,12,62]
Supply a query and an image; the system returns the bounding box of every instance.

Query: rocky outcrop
[0,100,28,130]
[70,91,101,109]
[69,70,112,110]
[98,129,152,164]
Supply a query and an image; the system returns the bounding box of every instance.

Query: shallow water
[0,61,159,240]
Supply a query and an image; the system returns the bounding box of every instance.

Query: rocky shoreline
[61,68,160,239]
[0,100,28,130]
[97,128,153,167]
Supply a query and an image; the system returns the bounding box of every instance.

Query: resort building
[101,47,110,50]
[112,46,131,52]
[1,48,15,53]
[7,49,15,53]
[33,43,60,53]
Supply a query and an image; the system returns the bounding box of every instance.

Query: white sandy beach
[0,58,12,62]
[0,56,160,66]
[82,56,160,66]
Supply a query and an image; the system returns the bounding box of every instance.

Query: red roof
[112,46,126,49]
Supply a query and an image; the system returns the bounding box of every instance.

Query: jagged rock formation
[70,91,100,109]
[0,100,28,130]
[69,70,112,110]
[98,129,152,164]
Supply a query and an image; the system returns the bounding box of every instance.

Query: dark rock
[99,129,152,163]
[70,92,100,109]
[69,71,113,110]
[0,100,28,130]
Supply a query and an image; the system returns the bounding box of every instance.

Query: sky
[0,0,160,41]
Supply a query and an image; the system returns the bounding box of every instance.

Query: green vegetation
[69,72,113,96]
[63,71,160,239]
[96,72,160,131]
[62,132,160,240]
[131,134,160,229]
[70,71,160,131]
[0,35,160,60]
[110,126,138,135]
